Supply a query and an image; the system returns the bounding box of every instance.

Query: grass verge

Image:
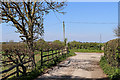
[70,49,104,53]
[7,50,76,80]
[100,56,120,80]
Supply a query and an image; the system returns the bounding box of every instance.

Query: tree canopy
[1,1,66,43]
[114,26,120,38]
[1,1,66,68]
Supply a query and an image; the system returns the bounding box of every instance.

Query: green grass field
[2,48,104,80]
[70,49,104,53]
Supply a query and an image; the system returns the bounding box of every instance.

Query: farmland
[0,40,105,80]
[0,40,69,80]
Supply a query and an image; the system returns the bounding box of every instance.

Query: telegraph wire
[65,22,117,24]
[53,11,62,23]
[52,10,117,25]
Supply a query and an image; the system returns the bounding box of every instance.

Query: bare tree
[1,1,66,68]
[114,26,120,38]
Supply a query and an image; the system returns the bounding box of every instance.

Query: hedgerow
[68,41,104,50]
[100,38,120,80]
[100,56,120,80]
[104,39,120,68]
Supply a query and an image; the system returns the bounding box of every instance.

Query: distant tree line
[68,41,104,50]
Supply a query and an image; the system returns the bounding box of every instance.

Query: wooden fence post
[62,49,63,56]
[41,50,43,67]
[58,49,60,57]
[16,59,19,77]
[57,49,58,57]
[62,48,65,58]
[65,47,67,58]
[52,50,54,64]
[55,49,57,65]
[52,50,53,58]
[47,50,49,64]
[56,50,58,60]
[60,49,62,56]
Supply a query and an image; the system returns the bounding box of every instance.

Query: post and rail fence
[0,47,69,80]
[40,47,69,67]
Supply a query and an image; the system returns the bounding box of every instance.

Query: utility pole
[100,34,102,43]
[99,34,102,50]
[63,21,65,41]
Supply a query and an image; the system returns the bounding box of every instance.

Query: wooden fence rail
[0,60,32,80]
[40,47,69,67]
[1,47,69,80]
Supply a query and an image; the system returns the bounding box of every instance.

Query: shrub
[34,39,64,50]
[100,56,120,80]
[68,41,104,50]
[104,39,120,68]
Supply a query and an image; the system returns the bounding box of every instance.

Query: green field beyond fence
[1,40,116,80]
[1,47,70,80]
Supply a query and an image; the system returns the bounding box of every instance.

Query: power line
[65,22,117,24]
[45,21,117,24]
[49,11,117,25]
[53,11,62,23]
